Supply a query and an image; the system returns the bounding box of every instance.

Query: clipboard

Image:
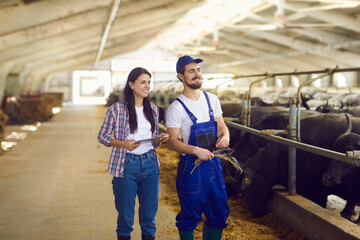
[133,136,163,144]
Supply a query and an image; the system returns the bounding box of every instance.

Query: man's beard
[184,77,202,89]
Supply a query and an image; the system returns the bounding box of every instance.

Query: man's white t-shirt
[166,91,223,144]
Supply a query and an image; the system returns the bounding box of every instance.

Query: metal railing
[226,121,360,165]
[226,121,360,195]
[229,67,360,194]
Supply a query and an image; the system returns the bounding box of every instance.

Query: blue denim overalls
[175,91,230,231]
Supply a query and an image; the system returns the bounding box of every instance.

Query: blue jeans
[112,150,159,237]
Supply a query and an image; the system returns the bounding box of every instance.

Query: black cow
[224,109,319,196]
[234,113,358,217]
[231,108,320,159]
[323,106,360,117]
[343,93,360,107]
[315,99,344,113]
[227,106,289,148]
[224,106,290,194]
[322,118,360,222]
[240,141,333,217]
[221,102,243,118]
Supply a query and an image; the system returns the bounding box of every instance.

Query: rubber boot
[202,223,223,240]
[179,230,194,240]
[142,236,155,240]
[117,236,130,240]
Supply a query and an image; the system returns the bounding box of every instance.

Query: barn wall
[44,72,72,102]
[5,73,20,96]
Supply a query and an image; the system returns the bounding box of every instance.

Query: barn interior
[1,0,360,239]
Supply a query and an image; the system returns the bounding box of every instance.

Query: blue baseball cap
[176,55,203,73]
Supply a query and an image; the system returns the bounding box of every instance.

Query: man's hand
[193,147,214,161]
[215,136,229,149]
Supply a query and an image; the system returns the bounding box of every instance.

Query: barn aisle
[0,104,177,240]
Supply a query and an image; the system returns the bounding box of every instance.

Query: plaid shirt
[97,100,160,177]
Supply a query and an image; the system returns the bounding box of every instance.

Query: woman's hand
[123,139,141,151]
[159,133,169,143]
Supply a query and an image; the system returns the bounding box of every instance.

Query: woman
[98,67,169,240]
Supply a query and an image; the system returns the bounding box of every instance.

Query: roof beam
[222,43,329,70]
[18,22,170,76]
[0,24,104,63]
[0,8,109,51]
[1,0,198,65]
[250,31,360,66]
[153,0,264,51]
[220,29,290,54]
[198,39,316,73]
[21,24,168,89]
[0,0,185,51]
[0,0,20,8]
[219,29,350,69]
[245,11,354,46]
[289,28,351,45]
[0,0,112,35]
[9,9,184,73]
[266,0,360,34]
[219,37,360,67]
[24,39,148,92]
[222,28,360,67]
[95,0,121,66]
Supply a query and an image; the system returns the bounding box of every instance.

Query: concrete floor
[0,104,177,240]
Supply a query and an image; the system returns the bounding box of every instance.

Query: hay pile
[0,110,9,155]
[6,95,55,124]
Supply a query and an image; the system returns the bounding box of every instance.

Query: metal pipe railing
[226,66,360,195]
[295,69,334,141]
[288,98,297,195]
[232,67,360,79]
[246,74,274,126]
[242,66,360,128]
[226,121,360,166]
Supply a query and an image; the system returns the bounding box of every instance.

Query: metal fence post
[288,97,297,195]
[242,92,249,126]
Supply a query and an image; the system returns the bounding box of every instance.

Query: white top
[127,106,153,155]
[166,91,222,144]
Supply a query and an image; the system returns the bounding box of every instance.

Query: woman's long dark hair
[124,67,155,134]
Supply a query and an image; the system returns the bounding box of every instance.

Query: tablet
[133,136,163,144]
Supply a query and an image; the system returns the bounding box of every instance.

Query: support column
[0,61,15,108]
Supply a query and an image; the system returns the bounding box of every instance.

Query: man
[166,55,230,240]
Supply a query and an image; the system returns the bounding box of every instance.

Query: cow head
[222,156,243,184]
[322,133,360,187]
[221,155,245,197]
[240,167,273,218]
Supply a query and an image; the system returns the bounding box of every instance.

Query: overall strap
[175,98,197,124]
[203,91,214,121]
